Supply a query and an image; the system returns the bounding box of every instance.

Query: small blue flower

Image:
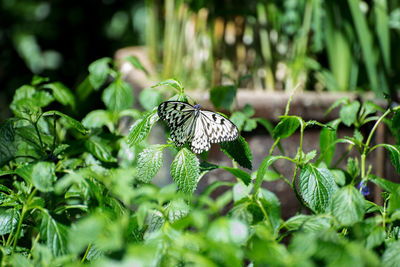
[357,181,370,196]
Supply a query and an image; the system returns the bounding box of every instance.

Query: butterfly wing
[190,116,210,154]
[157,101,196,146]
[199,111,239,144]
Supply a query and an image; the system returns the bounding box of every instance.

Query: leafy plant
[1,59,400,266]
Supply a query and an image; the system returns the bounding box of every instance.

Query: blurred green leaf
[382,241,400,267]
[365,226,385,249]
[331,185,365,226]
[273,116,301,139]
[299,164,338,213]
[207,218,248,245]
[209,85,236,110]
[254,156,279,192]
[319,119,339,166]
[229,112,247,131]
[283,214,331,232]
[380,144,400,175]
[88,57,112,89]
[42,82,75,109]
[85,136,117,163]
[82,110,115,132]
[171,148,200,194]
[125,55,149,75]
[127,110,158,146]
[347,157,360,179]
[0,209,19,235]
[136,145,165,183]
[40,212,68,256]
[139,89,163,111]
[340,101,360,126]
[348,0,380,96]
[102,78,134,112]
[220,136,252,170]
[152,79,184,93]
[221,167,251,186]
[43,110,87,134]
[0,119,16,167]
[258,188,281,234]
[32,161,56,192]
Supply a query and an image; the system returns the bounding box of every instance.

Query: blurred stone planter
[115,46,395,219]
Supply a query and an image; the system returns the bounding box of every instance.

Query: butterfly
[157,101,239,154]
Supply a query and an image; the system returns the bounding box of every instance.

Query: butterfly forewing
[200,111,239,143]
[158,101,239,154]
[158,101,196,146]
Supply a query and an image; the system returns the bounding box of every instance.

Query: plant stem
[12,189,37,254]
[360,109,391,179]
[81,243,92,263]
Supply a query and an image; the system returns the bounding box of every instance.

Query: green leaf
[138,89,163,111]
[101,78,134,112]
[273,116,301,139]
[221,167,251,185]
[127,110,158,146]
[42,110,88,135]
[207,218,248,245]
[0,119,16,167]
[319,119,339,166]
[125,55,149,75]
[340,101,360,126]
[365,226,385,249]
[369,174,399,193]
[243,119,258,132]
[331,185,365,226]
[171,148,200,193]
[42,82,75,109]
[331,169,346,186]
[31,75,50,85]
[209,85,237,110]
[283,214,331,232]
[347,157,360,179]
[382,241,400,267]
[258,188,281,234]
[88,57,112,89]
[254,156,280,192]
[136,145,165,183]
[229,112,247,131]
[32,161,57,192]
[152,79,184,93]
[40,212,68,256]
[220,136,252,170]
[299,164,338,213]
[0,208,19,235]
[380,144,400,175]
[85,136,117,163]
[348,0,380,96]
[256,118,274,135]
[82,110,115,132]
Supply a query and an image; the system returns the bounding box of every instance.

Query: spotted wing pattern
[157,101,239,154]
[157,101,195,146]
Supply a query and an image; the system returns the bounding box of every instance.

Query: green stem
[28,233,40,260]
[81,243,92,263]
[360,109,391,179]
[12,189,37,254]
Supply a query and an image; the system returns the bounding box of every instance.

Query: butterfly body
[158,101,239,154]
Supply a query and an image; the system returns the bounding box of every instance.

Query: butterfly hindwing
[158,101,239,154]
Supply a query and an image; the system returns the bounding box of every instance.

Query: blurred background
[1,0,400,120]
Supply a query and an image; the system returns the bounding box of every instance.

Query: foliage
[1,57,400,266]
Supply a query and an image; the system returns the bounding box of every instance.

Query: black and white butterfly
[157,101,239,154]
